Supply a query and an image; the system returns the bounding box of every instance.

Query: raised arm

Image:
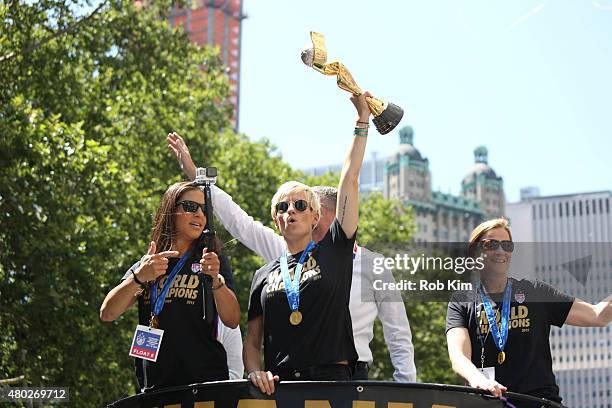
[167,132,197,180]
[167,132,284,262]
[565,295,612,327]
[336,93,371,238]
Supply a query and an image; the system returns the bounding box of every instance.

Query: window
[586,200,590,215]
[539,204,543,219]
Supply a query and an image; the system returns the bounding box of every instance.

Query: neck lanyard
[150,251,191,326]
[479,279,512,365]
[280,241,316,314]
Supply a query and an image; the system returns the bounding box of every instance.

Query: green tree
[354,196,460,385]
[0,0,237,404]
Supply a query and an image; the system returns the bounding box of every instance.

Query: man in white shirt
[217,320,244,380]
[167,133,416,382]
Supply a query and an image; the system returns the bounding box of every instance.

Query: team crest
[191,263,202,273]
[515,291,525,304]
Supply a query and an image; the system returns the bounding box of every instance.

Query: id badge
[129,324,164,362]
[479,366,495,381]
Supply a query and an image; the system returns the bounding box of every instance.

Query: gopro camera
[194,167,217,186]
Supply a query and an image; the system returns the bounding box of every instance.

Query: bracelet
[356,120,369,125]
[354,127,369,137]
[247,371,261,379]
[131,269,146,286]
[212,274,225,290]
[212,282,225,291]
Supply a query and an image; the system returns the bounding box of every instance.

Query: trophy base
[373,102,404,135]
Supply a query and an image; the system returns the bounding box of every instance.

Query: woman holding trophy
[243,92,372,395]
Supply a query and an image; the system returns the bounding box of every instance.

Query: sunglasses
[275,199,309,214]
[176,200,206,213]
[479,239,514,253]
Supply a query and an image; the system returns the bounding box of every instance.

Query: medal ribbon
[280,241,316,314]
[480,280,512,354]
[150,251,191,322]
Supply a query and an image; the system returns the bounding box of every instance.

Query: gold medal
[150,315,159,329]
[289,311,303,326]
[498,351,506,365]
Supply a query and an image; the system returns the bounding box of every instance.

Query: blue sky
[238,0,612,203]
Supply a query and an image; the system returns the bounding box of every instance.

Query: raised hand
[167,132,197,180]
[134,241,180,283]
[199,247,220,278]
[350,91,372,122]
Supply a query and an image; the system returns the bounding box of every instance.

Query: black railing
[107,380,565,408]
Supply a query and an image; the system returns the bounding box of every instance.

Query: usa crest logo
[515,291,525,304]
[191,263,202,273]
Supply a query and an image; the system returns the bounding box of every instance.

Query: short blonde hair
[270,181,321,220]
[468,218,513,255]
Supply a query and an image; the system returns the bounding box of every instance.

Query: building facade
[506,191,612,408]
[384,126,505,242]
[170,0,245,128]
[305,152,386,193]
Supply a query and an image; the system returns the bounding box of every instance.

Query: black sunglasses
[275,199,309,214]
[176,200,206,213]
[479,239,514,253]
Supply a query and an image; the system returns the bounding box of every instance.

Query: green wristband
[354,127,369,137]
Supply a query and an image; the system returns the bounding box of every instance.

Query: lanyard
[150,251,191,321]
[475,291,491,369]
[279,241,316,313]
[480,280,512,359]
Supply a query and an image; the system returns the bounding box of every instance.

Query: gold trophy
[301,31,404,135]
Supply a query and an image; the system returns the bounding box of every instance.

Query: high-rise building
[169,0,246,128]
[305,152,386,193]
[506,191,612,408]
[384,126,505,242]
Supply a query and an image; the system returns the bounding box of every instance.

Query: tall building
[506,191,612,408]
[461,146,505,218]
[305,152,386,193]
[384,126,505,242]
[169,0,246,128]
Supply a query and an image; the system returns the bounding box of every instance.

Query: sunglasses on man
[176,200,206,213]
[275,199,309,214]
[478,239,515,253]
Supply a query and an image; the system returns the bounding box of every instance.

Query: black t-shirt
[445,278,574,402]
[248,218,358,375]
[123,251,235,392]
